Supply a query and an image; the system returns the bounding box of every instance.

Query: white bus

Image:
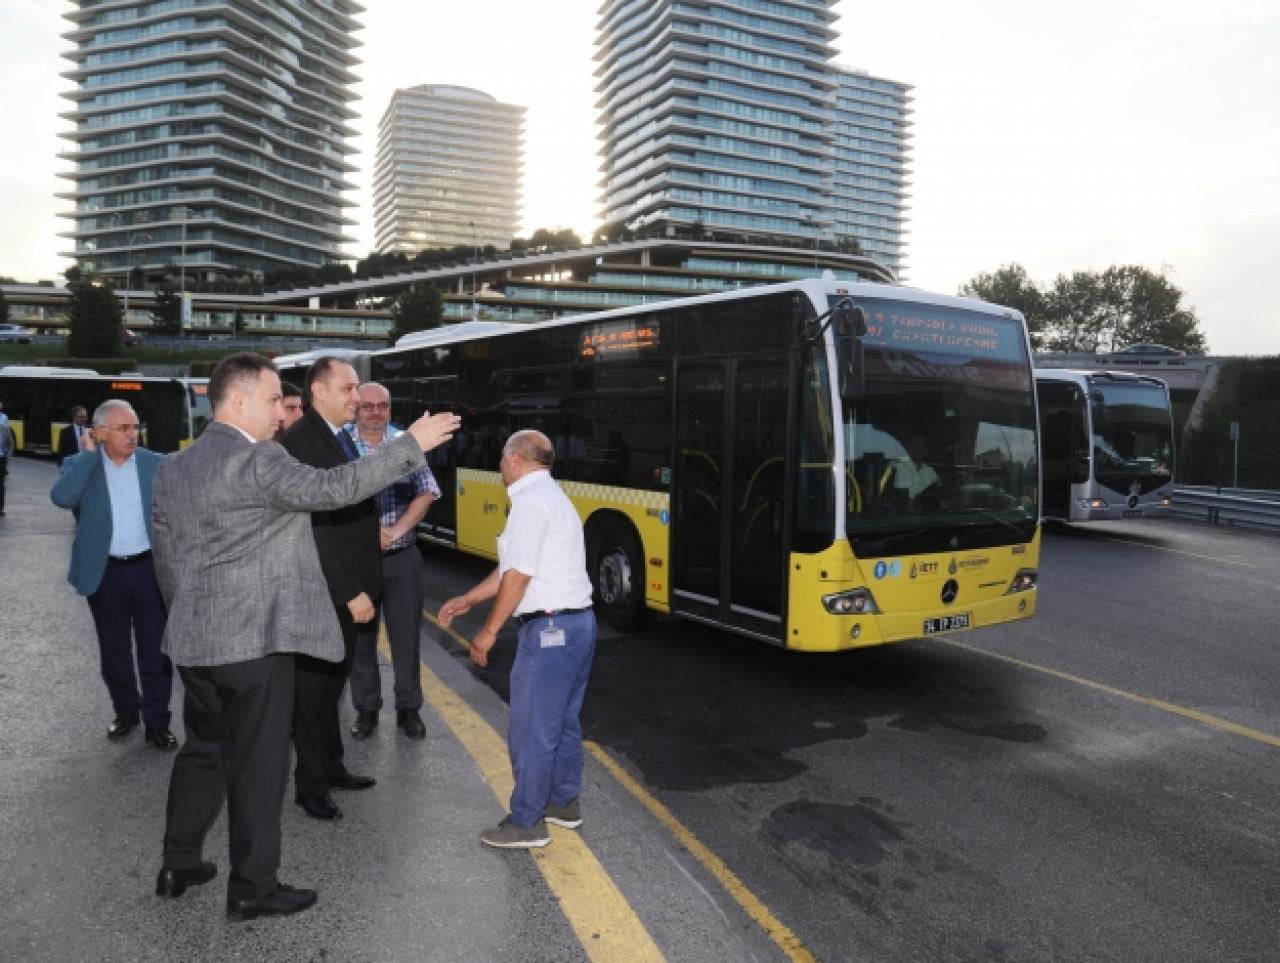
[1035,369,1174,521]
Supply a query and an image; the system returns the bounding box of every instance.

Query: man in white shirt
[439,429,596,849]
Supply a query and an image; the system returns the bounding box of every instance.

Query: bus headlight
[1077,498,1107,510]
[822,587,880,615]
[1005,569,1038,594]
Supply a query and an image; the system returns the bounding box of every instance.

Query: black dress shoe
[145,727,178,750]
[350,710,378,740]
[155,862,217,898]
[226,883,318,922]
[295,793,343,820]
[332,773,376,791]
[107,715,139,740]
[397,709,426,739]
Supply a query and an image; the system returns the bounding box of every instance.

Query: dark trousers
[350,546,425,712]
[85,555,171,728]
[293,608,357,796]
[162,654,295,901]
[0,455,7,512]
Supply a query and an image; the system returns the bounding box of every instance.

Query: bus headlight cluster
[822,588,880,615]
[1005,569,1038,594]
[1076,498,1107,510]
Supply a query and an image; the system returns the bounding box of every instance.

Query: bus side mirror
[836,314,867,401]
[833,303,867,338]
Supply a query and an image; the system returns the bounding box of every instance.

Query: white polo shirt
[497,470,593,616]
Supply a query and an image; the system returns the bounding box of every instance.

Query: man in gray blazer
[149,353,458,922]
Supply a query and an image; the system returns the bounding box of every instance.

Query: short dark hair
[304,357,349,397]
[209,353,276,410]
[280,379,302,400]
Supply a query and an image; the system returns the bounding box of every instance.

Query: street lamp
[122,231,151,321]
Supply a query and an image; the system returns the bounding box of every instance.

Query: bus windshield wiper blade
[860,527,933,554]
[951,508,1027,537]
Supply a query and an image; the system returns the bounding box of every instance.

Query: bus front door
[672,357,790,643]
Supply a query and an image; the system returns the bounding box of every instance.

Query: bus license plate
[923,613,971,634]
[1122,510,1143,518]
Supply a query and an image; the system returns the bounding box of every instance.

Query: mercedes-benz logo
[940,579,959,605]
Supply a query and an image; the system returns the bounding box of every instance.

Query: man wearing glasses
[346,382,440,741]
[50,399,174,748]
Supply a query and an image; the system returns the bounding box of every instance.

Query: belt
[108,550,151,564]
[516,606,591,625]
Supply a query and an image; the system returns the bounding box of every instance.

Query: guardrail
[1171,486,1280,532]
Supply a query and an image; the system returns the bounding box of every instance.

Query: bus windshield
[1088,379,1173,493]
[842,297,1038,554]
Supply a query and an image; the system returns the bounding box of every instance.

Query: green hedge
[1181,357,1280,489]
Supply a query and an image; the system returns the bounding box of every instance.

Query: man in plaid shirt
[346,382,441,740]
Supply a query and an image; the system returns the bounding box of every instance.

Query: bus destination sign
[579,320,660,360]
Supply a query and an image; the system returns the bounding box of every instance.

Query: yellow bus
[0,366,211,455]
[371,279,1040,651]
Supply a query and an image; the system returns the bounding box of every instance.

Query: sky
[1,0,1277,354]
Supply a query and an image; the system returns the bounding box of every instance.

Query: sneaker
[544,798,582,829]
[479,816,551,849]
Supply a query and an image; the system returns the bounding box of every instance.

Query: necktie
[336,429,358,462]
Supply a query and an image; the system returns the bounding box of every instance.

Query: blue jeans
[508,610,597,828]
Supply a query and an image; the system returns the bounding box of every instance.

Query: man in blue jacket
[50,398,174,748]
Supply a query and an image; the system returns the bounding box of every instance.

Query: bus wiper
[861,527,933,554]
[951,508,1026,537]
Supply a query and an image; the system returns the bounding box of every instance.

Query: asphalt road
[423,520,1280,963]
[4,447,1278,962]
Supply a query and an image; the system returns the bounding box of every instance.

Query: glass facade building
[374,85,524,255]
[58,0,363,282]
[831,66,912,276]
[595,0,838,246]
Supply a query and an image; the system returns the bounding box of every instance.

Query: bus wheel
[593,524,650,632]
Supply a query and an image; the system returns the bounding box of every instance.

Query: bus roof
[1035,368,1169,388]
[370,278,1028,357]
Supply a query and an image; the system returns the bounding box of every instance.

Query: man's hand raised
[407,411,461,452]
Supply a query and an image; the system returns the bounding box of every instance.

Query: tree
[65,279,123,358]
[1046,265,1207,354]
[389,283,443,343]
[150,281,182,336]
[959,263,1051,349]
[960,262,1208,354]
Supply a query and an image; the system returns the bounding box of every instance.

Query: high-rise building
[596,0,838,247]
[59,0,362,283]
[373,85,524,254]
[831,66,912,277]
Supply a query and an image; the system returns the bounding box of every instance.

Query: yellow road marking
[935,636,1280,749]
[419,612,821,963]
[381,628,664,962]
[1066,529,1255,568]
[585,744,820,963]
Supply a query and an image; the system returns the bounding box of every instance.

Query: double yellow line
[393,614,820,963]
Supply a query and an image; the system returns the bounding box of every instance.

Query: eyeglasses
[359,402,391,412]
[104,424,141,434]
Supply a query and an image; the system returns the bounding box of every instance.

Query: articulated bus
[1034,369,1174,522]
[369,280,1040,651]
[0,366,211,455]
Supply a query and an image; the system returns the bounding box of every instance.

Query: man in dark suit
[150,353,458,921]
[281,357,382,821]
[57,406,89,466]
[50,399,174,746]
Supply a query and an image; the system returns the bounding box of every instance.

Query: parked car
[122,328,143,346]
[0,323,35,344]
[1112,343,1186,364]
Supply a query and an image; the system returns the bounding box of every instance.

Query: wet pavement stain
[763,799,907,866]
